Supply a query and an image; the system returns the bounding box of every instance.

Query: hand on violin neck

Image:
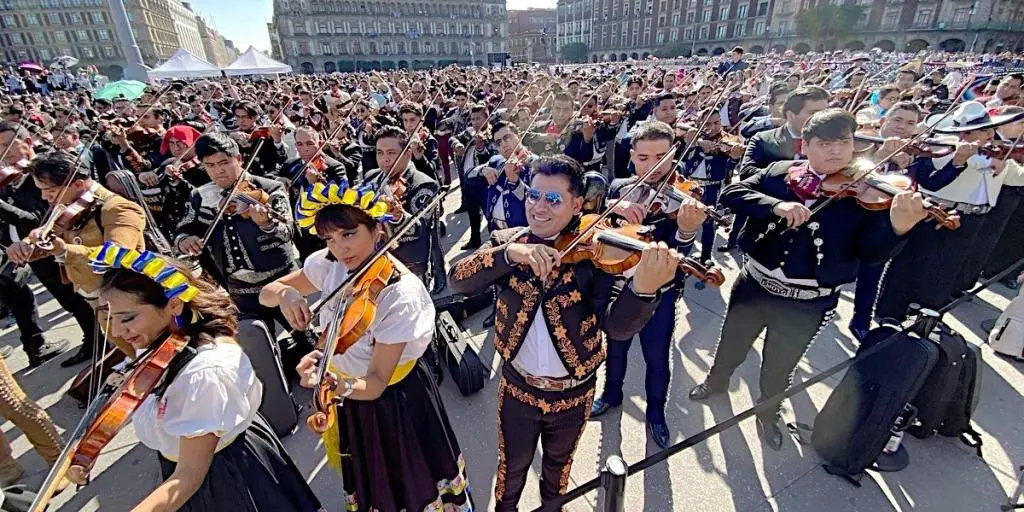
[772,201,812,228]
[632,241,681,294]
[889,190,928,236]
[676,197,708,233]
[297,350,334,389]
[953,142,980,166]
[611,201,646,225]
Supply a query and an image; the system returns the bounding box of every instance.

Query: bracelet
[339,378,356,398]
[676,230,697,244]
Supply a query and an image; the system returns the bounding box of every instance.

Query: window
[39,48,52,60]
[883,9,900,27]
[2,15,15,26]
[672,13,680,25]
[55,31,68,42]
[69,13,82,24]
[684,27,693,40]
[686,11,695,23]
[26,13,39,25]
[76,29,88,41]
[90,12,103,24]
[754,21,766,35]
[97,29,109,40]
[80,46,95,58]
[915,8,933,26]
[952,7,971,23]
[734,21,746,36]
[737,5,748,18]
[104,45,116,57]
[47,13,61,25]
[699,25,709,39]
[758,1,769,16]
[716,24,726,38]
[33,31,45,44]
[657,30,665,43]
[719,6,729,20]
[702,10,711,22]
[670,29,679,41]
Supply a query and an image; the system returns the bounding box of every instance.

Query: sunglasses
[526,188,564,206]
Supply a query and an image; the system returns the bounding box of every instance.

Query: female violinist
[6,151,146,367]
[64,243,323,512]
[135,125,205,239]
[259,180,472,511]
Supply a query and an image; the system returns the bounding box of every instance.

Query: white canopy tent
[147,49,222,79]
[224,46,292,75]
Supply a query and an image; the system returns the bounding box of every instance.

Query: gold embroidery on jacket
[544,285,605,378]
[451,248,497,281]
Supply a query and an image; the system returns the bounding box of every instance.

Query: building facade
[197,16,230,66]
[123,0,182,65]
[0,0,127,77]
[171,0,206,60]
[272,0,510,73]
[267,20,283,61]
[509,8,556,63]
[557,0,1024,62]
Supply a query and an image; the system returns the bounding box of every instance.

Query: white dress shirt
[511,233,571,378]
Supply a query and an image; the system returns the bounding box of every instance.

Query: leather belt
[927,198,992,215]
[509,360,590,392]
[745,262,835,301]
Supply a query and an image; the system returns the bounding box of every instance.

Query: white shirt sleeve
[160,367,256,439]
[371,276,436,345]
[301,248,332,292]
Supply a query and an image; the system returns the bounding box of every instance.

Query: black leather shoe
[688,380,727,401]
[716,243,736,252]
[461,238,482,251]
[757,416,784,451]
[453,205,468,214]
[648,421,671,449]
[590,398,615,417]
[430,274,448,295]
[1001,277,1020,290]
[482,309,496,328]
[28,339,70,368]
[60,347,92,368]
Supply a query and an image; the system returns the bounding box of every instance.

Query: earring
[172,315,185,329]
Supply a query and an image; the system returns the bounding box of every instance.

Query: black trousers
[495,365,595,511]
[705,271,836,418]
[985,187,1024,277]
[30,258,96,353]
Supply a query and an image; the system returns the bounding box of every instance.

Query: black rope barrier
[532,254,1024,512]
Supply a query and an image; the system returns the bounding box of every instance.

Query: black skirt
[159,414,323,512]
[336,360,473,511]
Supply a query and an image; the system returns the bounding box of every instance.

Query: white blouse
[133,342,262,459]
[302,249,435,378]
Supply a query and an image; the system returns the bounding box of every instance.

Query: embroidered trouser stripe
[0,357,64,465]
[494,373,594,511]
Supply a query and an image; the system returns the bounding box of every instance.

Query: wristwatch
[339,378,356,398]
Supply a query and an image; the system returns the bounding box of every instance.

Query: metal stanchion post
[600,455,628,512]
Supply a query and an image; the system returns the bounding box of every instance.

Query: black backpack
[810,326,938,485]
[908,322,983,456]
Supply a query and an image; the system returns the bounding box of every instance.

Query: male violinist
[847,101,971,339]
[688,109,929,450]
[0,123,73,367]
[6,150,146,366]
[614,92,679,179]
[175,132,300,329]
[877,101,1018,322]
[452,103,497,243]
[449,155,682,509]
[363,125,440,285]
[232,100,287,177]
[588,121,708,448]
[720,86,830,252]
[281,125,350,192]
[680,110,744,263]
[399,101,439,181]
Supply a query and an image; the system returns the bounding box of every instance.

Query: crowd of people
[0,45,1022,510]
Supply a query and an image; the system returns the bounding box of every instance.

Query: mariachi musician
[449,154,681,509]
[689,110,929,451]
[231,100,288,177]
[6,150,146,366]
[38,243,322,512]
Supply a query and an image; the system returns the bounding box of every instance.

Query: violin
[29,333,191,510]
[25,188,101,262]
[649,178,730,227]
[249,126,273,141]
[854,134,957,158]
[978,140,1024,161]
[556,214,726,286]
[0,159,29,189]
[218,179,289,223]
[307,255,398,434]
[817,170,961,230]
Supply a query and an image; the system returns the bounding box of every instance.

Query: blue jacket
[482,154,530,228]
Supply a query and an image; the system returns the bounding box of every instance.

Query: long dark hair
[100,259,238,346]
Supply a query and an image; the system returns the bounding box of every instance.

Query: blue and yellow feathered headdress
[295,179,393,235]
[88,242,199,303]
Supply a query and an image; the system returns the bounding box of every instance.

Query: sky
[181,0,557,55]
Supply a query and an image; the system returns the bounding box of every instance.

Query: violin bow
[804,75,977,219]
[844,63,898,112]
[367,88,446,195]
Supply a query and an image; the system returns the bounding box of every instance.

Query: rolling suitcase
[434,311,487,396]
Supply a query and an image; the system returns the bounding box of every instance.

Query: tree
[561,42,589,63]
[655,40,693,58]
[796,4,864,51]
